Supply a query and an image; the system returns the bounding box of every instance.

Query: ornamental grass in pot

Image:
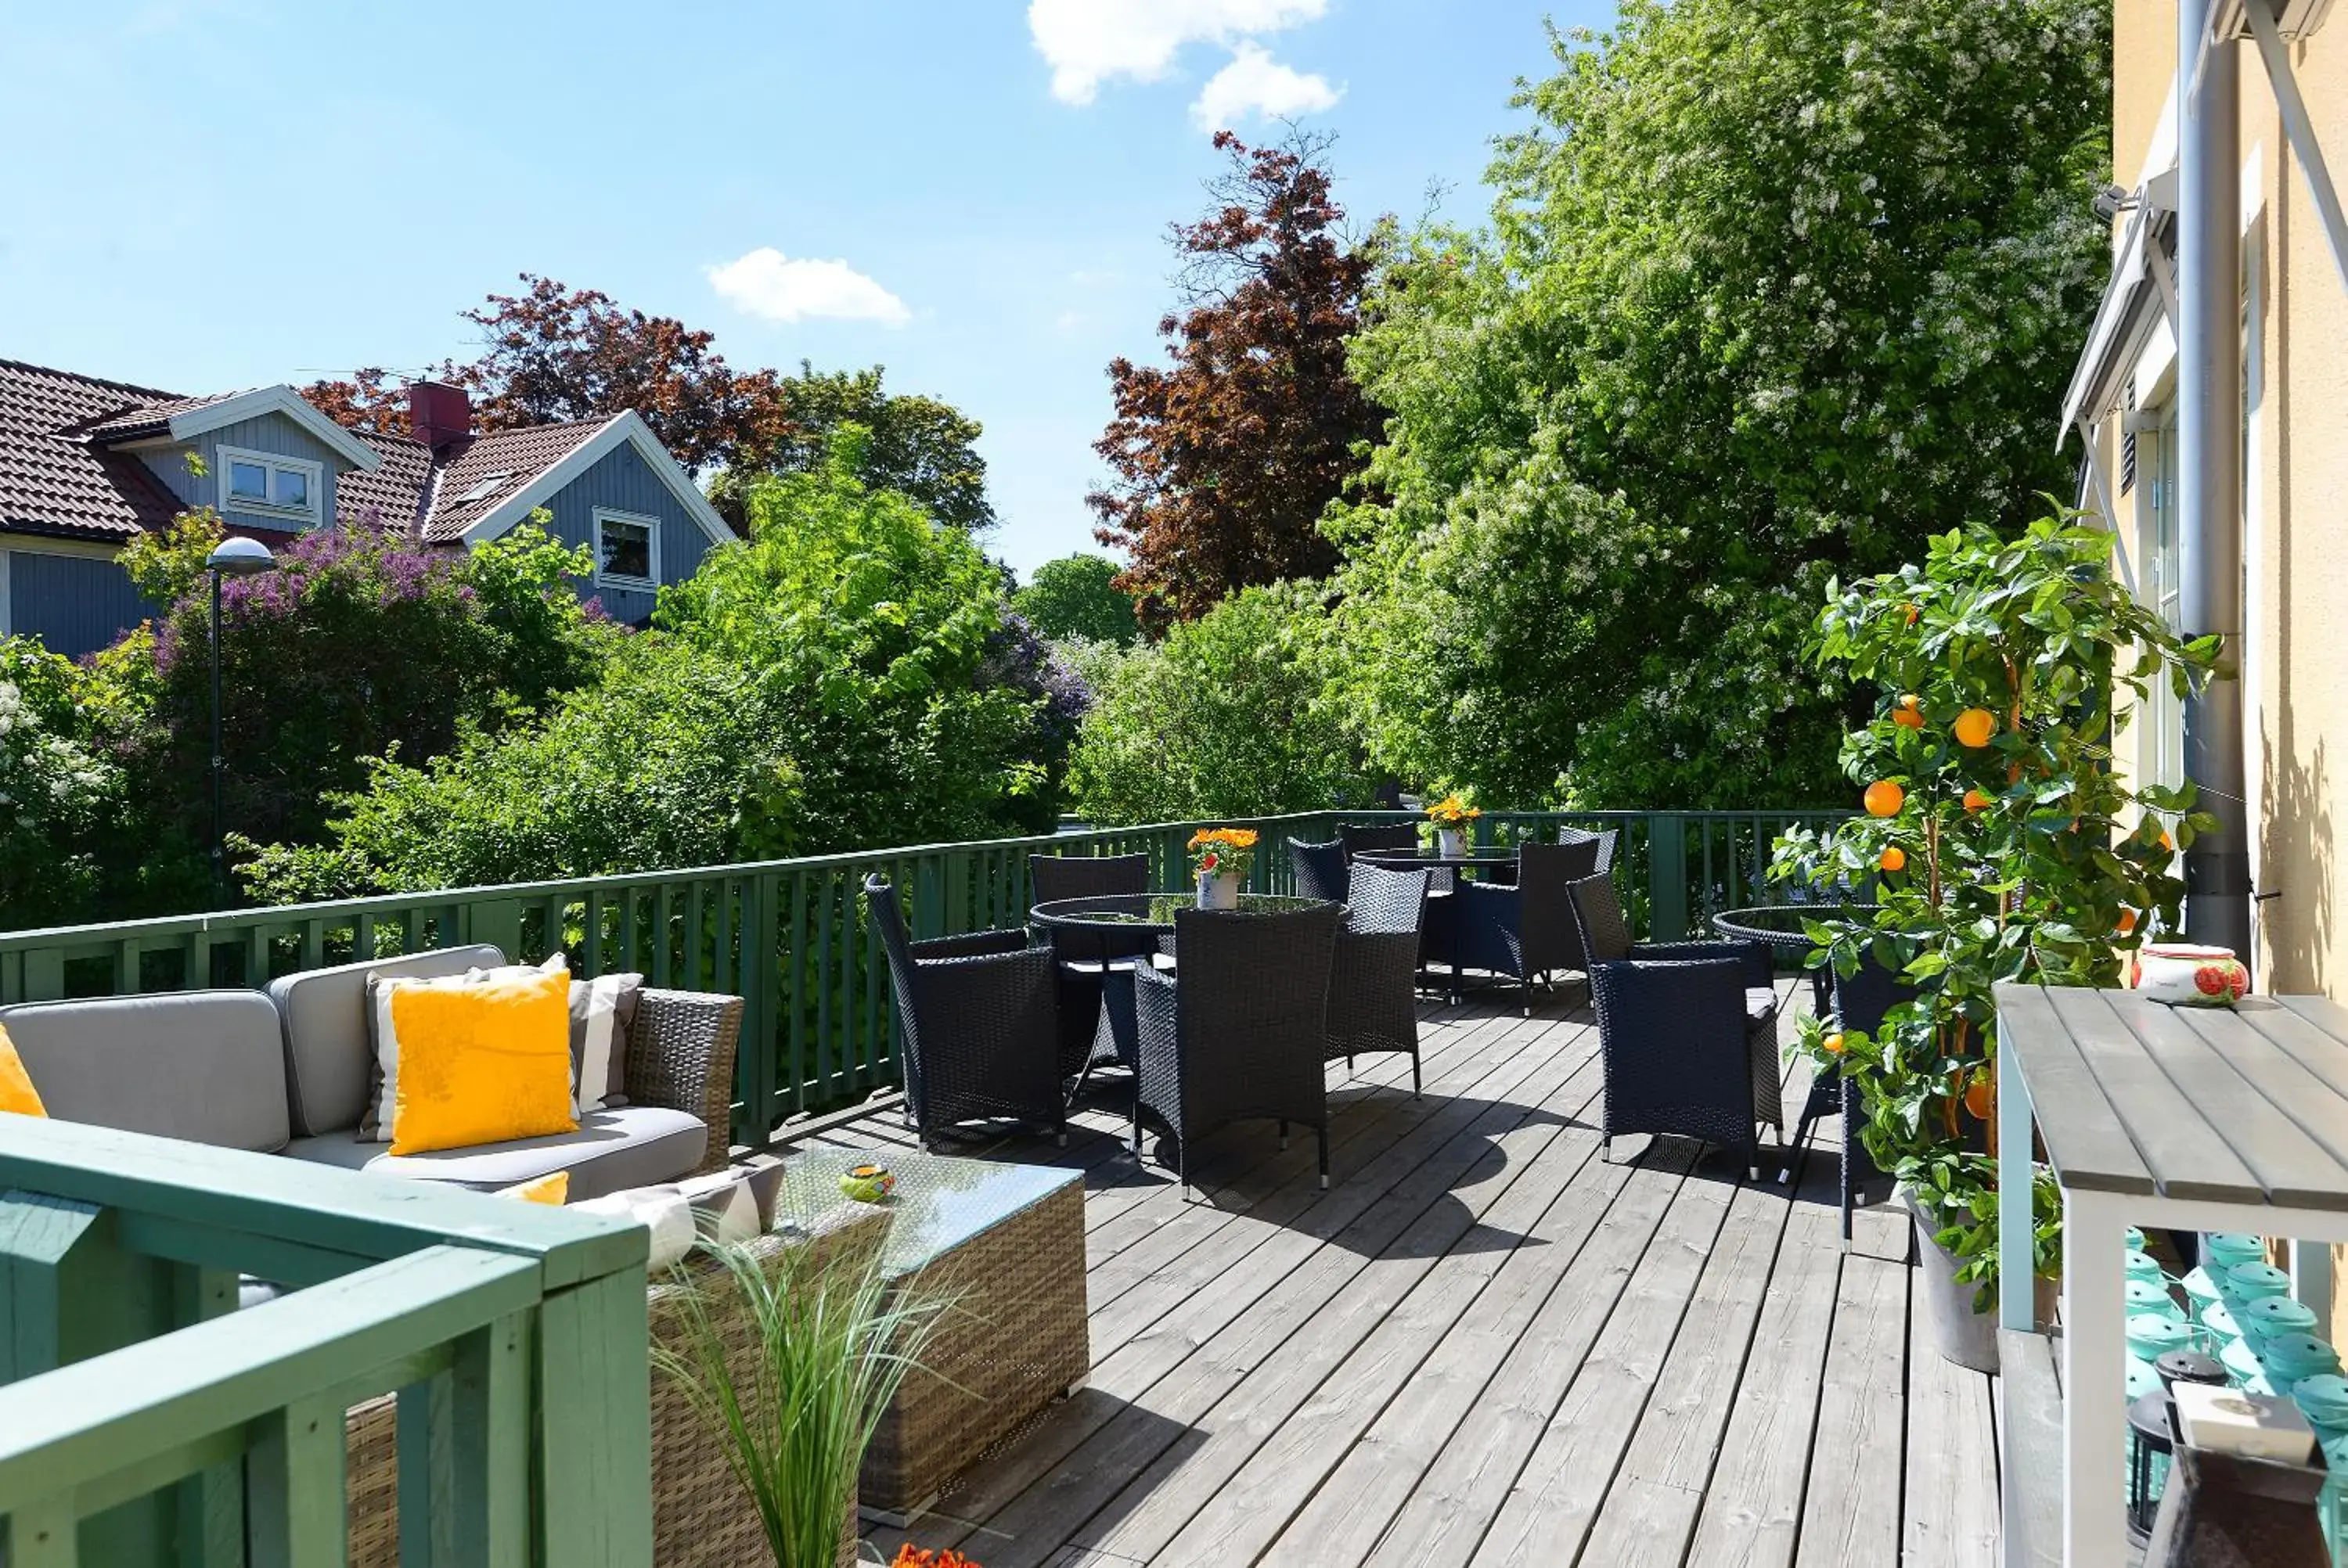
[1773,513,2219,1368]
[652,1236,953,1568]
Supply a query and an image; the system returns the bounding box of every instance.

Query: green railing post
[1648,812,1691,941]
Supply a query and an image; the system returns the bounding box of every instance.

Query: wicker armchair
[1338,821,1421,858]
[625,988,747,1175]
[1288,836,1350,902]
[1327,861,1429,1095]
[1800,955,1915,1244]
[866,876,1063,1145]
[1568,874,1784,1148]
[1589,955,1771,1179]
[1133,902,1341,1191]
[1456,839,1604,1013]
[1030,852,1156,1076]
[1557,825,1619,876]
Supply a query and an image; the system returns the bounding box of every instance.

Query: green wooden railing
[0,808,1838,1145]
[0,1113,650,1566]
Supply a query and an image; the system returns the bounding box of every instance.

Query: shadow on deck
[793,982,2000,1568]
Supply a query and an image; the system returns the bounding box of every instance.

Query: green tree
[707,363,994,536]
[0,637,121,927]
[103,512,613,909]
[1014,555,1140,646]
[1329,0,2112,807]
[1068,585,1374,825]
[1775,514,2220,1305]
[244,432,1076,898]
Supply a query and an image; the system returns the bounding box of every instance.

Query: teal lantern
[2223,1261,2294,1308]
[2242,1296,2322,1355]
[2263,1332,2343,1387]
[2205,1233,2269,1272]
[2182,1265,2229,1325]
[2126,1278,2185,1321]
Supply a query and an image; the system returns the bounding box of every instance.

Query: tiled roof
[337,433,437,531]
[80,388,250,441]
[416,419,613,541]
[0,359,189,541]
[2,358,628,548]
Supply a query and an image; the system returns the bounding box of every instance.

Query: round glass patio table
[1710,903,1878,955]
[1352,847,1521,873]
[1029,891,1338,934]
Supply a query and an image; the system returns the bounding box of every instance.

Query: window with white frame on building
[2137,408,2185,792]
[217,445,322,526]
[592,509,660,590]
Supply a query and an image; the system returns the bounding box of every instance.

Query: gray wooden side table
[1994,983,2348,1568]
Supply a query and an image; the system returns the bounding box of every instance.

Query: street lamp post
[205,536,276,904]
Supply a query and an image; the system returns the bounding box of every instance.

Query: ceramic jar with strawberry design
[2128,943,2250,1007]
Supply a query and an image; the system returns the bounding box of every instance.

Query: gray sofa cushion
[0,991,290,1153]
[268,944,506,1137]
[277,1105,709,1199]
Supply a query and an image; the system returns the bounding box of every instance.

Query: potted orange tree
[1773,512,2219,1367]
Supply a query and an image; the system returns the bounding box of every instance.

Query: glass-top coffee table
[776,1149,1089,1523]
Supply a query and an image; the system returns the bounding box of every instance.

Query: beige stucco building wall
[2105,3,2348,998]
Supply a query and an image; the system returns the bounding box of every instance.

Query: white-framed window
[2137,408,2185,792]
[592,508,661,590]
[216,445,322,526]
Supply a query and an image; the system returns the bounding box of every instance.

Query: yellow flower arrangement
[1424,794,1482,830]
[1187,826,1259,882]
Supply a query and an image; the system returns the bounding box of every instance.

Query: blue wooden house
[0,361,735,657]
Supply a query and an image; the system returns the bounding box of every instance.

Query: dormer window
[218,446,322,527]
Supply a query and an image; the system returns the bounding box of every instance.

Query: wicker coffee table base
[859,1178,1090,1523]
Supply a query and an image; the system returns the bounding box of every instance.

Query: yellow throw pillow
[0,1024,46,1118]
[386,969,577,1156]
[499,1171,570,1206]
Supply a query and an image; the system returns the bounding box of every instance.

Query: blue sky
[0,1,1604,577]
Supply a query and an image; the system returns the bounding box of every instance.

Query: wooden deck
[798,982,2000,1568]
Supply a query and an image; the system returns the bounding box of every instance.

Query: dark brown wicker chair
[1338,821,1421,858]
[866,876,1063,1146]
[1132,902,1341,1191]
[1029,851,1154,1077]
[1803,955,1914,1244]
[1557,825,1619,876]
[1589,956,1769,1179]
[1456,838,1604,1012]
[1327,861,1429,1095]
[1568,875,1784,1166]
[1288,836,1349,902]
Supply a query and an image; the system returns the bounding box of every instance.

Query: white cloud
[1190,42,1340,129]
[704,248,910,327]
[1028,0,1327,105]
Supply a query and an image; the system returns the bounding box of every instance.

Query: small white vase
[1197,870,1241,910]
[1437,828,1467,859]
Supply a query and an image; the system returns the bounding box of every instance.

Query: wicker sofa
[0,944,739,1198]
[346,1200,888,1568]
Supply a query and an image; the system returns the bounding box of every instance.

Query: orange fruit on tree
[1962,1070,1995,1121]
[1953,707,1998,748]
[1902,602,1921,626]
[1963,788,1993,812]
[1822,1033,1846,1055]
[2158,829,2173,851]
[1879,845,1907,872]
[2116,908,2139,935]
[1863,779,1905,818]
[1892,695,1925,730]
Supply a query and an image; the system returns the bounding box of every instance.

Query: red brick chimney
[407,380,472,449]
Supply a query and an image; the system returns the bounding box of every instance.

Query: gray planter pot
[1903,1189,2054,1371]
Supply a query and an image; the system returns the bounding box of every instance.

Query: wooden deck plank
[980,1056,1620,1567]
[829,994,1986,1568]
[1901,1263,2000,1568]
[884,1012,1604,1563]
[1565,1178,1799,1568]
[1997,1329,2063,1568]
[1790,1227,1910,1568]
[1113,1140,1695,1567]
[1452,1159,1739,1565]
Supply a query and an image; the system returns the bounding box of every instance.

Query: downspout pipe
[2177,0,2255,961]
